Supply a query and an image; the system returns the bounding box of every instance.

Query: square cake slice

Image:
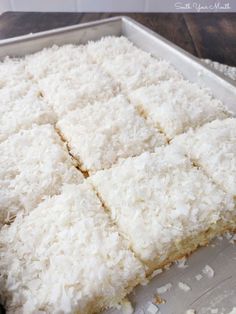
[128,80,232,139]
[102,50,182,92]
[0,81,32,115]
[0,183,145,314]
[86,36,137,63]
[173,118,236,196]
[0,57,30,89]
[0,86,56,142]
[57,95,166,173]
[0,125,83,225]
[24,44,91,80]
[39,64,120,118]
[90,145,235,273]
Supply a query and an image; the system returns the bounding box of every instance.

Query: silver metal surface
[0,16,235,314]
[109,237,236,314]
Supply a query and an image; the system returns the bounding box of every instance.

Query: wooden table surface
[0,12,235,66]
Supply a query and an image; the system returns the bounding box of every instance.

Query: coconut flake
[202,265,215,278]
[224,232,233,240]
[150,268,163,279]
[156,283,172,294]
[120,299,133,314]
[229,234,236,244]
[195,274,203,281]
[178,281,191,292]
[176,257,188,269]
[146,302,159,314]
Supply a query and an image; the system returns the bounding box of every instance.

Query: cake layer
[0,125,83,225]
[90,145,235,272]
[57,95,166,173]
[173,118,236,196]
[0,183,145,314]
[129,80,232,139]
[39,64,120,118]
[102,50,182,92]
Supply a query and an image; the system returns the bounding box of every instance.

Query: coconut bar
[39,64,120,118]
[0,183,145,314]
[102,50,182,92]
[57,95,166,173]
[129,80,232,139]
[90,145,235,273]
[0,125,83,225]
[86,36,137,63]
[0,86,56,142]
[24,44,91,80]
[173,118,236,196]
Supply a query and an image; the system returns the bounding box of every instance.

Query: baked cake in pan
[0,35,235,313]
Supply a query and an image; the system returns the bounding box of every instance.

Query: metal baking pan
[0,16,235,314]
